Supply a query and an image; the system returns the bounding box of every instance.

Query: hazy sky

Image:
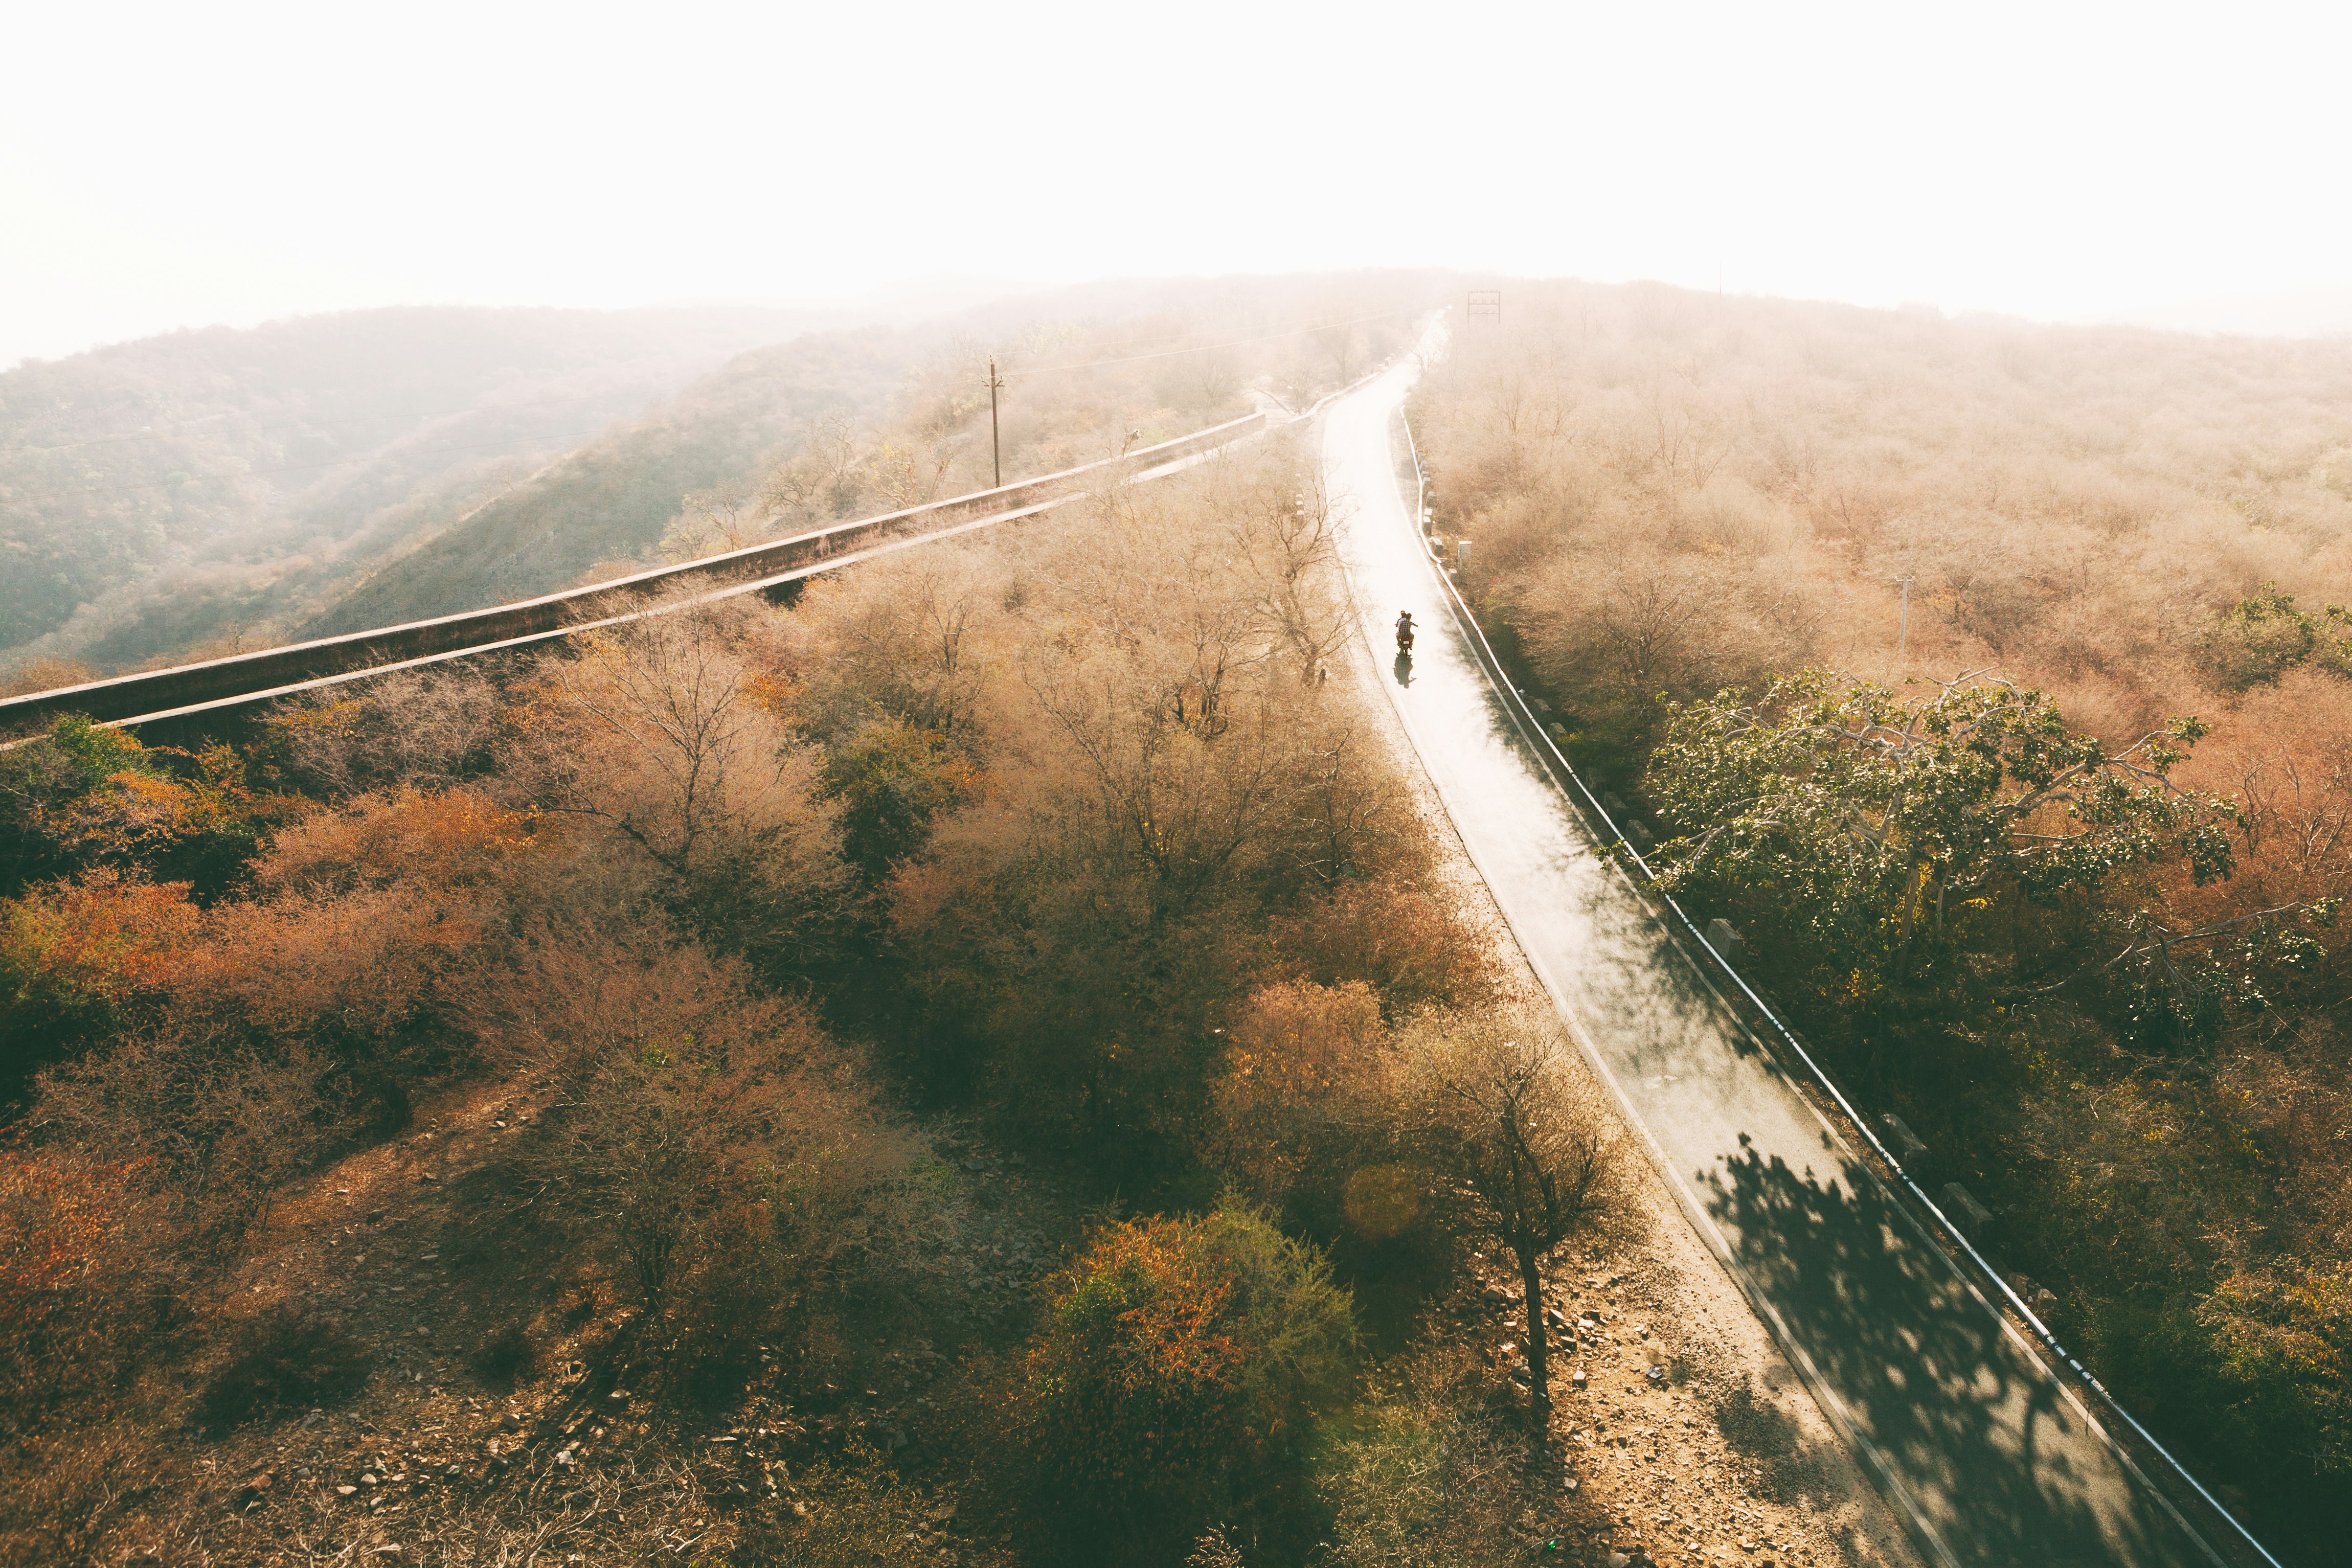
[6,0,2348,367]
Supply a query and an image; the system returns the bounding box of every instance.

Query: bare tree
[658,484,763,564]
[1404,1008,1637,1433]
[1228,469,1354,683]
[756,411,870,525]
[509,601,849,971]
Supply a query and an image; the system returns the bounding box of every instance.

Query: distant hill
[0,304,854,671]
[3,272,1447,676]
[305,326,917,633]
[2094,287,2352,338]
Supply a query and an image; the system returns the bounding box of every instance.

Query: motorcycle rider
[1395,610,1416,652]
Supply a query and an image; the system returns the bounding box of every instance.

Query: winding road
[1323,338,2222,1568]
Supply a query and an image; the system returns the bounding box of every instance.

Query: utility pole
[986,357,1005,488]
[1899,575,1912,659]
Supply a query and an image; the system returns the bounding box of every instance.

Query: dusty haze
[6,0,2350,366]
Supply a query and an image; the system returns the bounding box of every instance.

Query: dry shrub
[24,830,528,1260]
[198,1309,372,1427]
[507,602,852,974]
[253,785,540,898]
[462,920,820,1081]
[0,870,199,1077]
[1266,877,1497,1012]
[487,926,919,1395]
[191,888,487,1044]
[38,1022,334,1258]
[0,1148,183,1568]
[1499,542,1818,754]
[0,1147,177,1415]
[761,553,992,745]
[1214,980,1391,1213]
[262,665,506,799]
[0,658,94,700]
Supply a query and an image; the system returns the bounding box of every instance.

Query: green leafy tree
[822,717,976,879]
[1645,670,2235,997]
[1014,1203,1354,1551]
[2191,1265,2351,1481]
[2196,582,2352,692]
[0,717,287,897]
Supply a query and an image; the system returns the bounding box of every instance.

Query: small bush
[822,717,977,879]
[471,1321,537,1385]
[1312,1343,1530,1565]
[0,1148,177,1419]
[731,1449,970,1566]
[1266,879,1496,1014]
[199,1310,370,1426]
[2195,582,2348,692]
[1012,1204,1354,1555]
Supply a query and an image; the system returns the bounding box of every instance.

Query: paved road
[1324,343,2219,1568]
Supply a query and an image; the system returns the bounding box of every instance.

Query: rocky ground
[148,1085,1066,1564]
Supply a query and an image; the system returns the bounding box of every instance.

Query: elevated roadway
[1,412,1271,741]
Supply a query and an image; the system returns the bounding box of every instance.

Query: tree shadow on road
[1700,1141,2202,1568]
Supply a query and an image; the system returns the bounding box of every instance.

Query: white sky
[5,0,2348,367]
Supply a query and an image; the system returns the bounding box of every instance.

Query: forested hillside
[308,273,1430,635]
[2,277,1431,686]
[0,305,849,675]
[1416,283,2352,1557]
[301,327,919,634]
[0,428,1727,1566]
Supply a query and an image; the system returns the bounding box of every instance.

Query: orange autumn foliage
[0,872,199,1049]
[1214,981,1389,1209]
[0,1149,153,1343]
[254,785,541,898]
[1013,1206,1353,1533]
[1264,878,1496,1013]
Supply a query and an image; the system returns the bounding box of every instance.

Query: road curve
[1324,343,2218,1568]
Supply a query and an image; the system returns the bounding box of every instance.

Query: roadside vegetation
[1414,282,2352,1556]
[0,334,1661,1565]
